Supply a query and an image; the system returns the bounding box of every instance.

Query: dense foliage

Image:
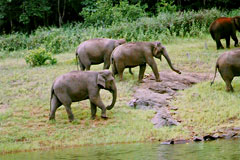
[0,8,240,58]
[0,0,239,33]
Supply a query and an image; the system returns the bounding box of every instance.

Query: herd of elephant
[49,16,240,122]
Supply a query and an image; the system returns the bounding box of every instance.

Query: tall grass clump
[0,8,239,57]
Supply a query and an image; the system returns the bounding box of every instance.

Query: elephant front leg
[138,64,146,83]
[147,59,161,82]
[231,33,239,47]
[90,102,97,119]
[90,96,107,119]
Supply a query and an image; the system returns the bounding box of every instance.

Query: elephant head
[114,39,126,48]
[153,42,181,74]
[97,70,117,110]
[233,16,240,31]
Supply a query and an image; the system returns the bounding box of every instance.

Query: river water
[1,139,240,160]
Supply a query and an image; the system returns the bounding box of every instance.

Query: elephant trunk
[163,48,181,74]
[106,82,117,110]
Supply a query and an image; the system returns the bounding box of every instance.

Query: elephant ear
[153,42,161,56]
[97,72,106,88]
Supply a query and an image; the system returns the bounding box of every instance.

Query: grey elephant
[211,49,240,92]
[49,70,117,122]
[111,41,181,82]
[76,38,126,70]
[209,16,240,49]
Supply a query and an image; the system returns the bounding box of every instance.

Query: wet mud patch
[128,71,212,128]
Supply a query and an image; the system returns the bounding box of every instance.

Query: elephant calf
[76,38,126,70]
[49,70,117,122]
[111,41,181,82]
[211,49,240,92]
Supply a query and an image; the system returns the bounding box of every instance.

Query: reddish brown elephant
[209,16,240,49]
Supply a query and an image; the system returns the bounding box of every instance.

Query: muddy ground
[129,71,212,128]
[128,71,240,143]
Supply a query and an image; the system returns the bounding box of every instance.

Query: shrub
[24,47,57,67]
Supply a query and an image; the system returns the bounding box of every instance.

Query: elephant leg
[90,102,97,119]
[224,78,234,92]
[78,57,86,71]
[138,64,146,83]
[219,69,234,92]
[49,94,62,120]
[80,57,91,70]
[231,33,239,47]
[147,58,161,82]
[90,96,107,119]
[103,56,111,69]
[226,36,230,48]
[57,94,74,121]
[116,62,125,81]
[64,104,74,122]
[216,39,224,49]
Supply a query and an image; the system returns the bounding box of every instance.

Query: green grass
[1,34,240,154]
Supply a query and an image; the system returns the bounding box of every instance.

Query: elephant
[111,41,181,82]
[211,49,240,92]
[49,70,117,122]
[209,16,240,49]
[75,38,126,70]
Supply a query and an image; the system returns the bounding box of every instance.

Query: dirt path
[128,71,212,128]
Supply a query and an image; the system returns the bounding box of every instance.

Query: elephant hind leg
[49,94,62,120]
[219,69,234,92]
[115,62,125,81]
[57,94,74,121]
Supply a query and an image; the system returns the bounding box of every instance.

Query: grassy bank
[1,33,240,154]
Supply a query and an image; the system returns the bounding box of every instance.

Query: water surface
[1,139,240,160]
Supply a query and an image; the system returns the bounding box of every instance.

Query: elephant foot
[68,116,74,122]
[101,115,108,120]
[156,79,162,82]
[138,79,145,83]
[91,116,96,120]
[235,44,239,47]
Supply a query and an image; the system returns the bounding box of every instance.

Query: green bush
[80,0,146,27]
[24,48,57,67]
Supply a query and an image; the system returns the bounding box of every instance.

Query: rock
[233,127,240,131]
[128,71,212,129]
[151,107,179,128]
[203,135,217,141]
[193,136,203,142]
[222,132,237,139]
[161,140,174,145]
[174,139,191,144]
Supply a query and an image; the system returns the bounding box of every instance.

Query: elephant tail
[76,52,79,70]
[111,57,118,75]
[50,85,54,111]
[210,63,219,86]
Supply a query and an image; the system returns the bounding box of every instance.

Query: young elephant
[49,70,117,122]
[209,16,240,49]
[111,42,181,82]
[76,38,126,70]
[211,49,240,92]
